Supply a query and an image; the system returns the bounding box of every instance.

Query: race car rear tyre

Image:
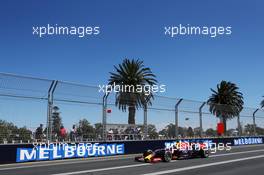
[162,152,172,162]
[201,150,209,158]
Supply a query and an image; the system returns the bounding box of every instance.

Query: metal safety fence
[0,72,264,144]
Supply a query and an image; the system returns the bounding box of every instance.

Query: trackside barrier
[0,136,263,164]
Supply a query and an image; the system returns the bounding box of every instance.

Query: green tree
[109,59,157,124]
[160,123,185,138]
[207,81,244,135]
[0,120,32,142]
[193,127,201,137]
[244,124,254,135]
[17,127,32,141]
[77,119,95,140]
[205,128,217,137]
[35,124,44,141]
[165,123,176,138]
[94,123,103,139]
[159,128,168,138]
[256,126,264,135]
[186,127,194,137]
[51,106,62,138]
[147,124,159,139]
[243,124,264,135]
[0,120,14,142]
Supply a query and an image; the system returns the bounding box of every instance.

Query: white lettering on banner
[19,149,37,161]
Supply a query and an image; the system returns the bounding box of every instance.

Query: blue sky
[0,0,263,130]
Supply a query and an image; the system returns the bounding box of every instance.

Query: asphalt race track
[0,144,264,175]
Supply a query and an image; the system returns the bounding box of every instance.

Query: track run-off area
[0,144,263,175]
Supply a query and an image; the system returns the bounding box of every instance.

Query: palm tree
[108,59,157,124]
[261,96,264,108]
[207,81,244,135]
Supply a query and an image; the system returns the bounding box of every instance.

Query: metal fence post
[199,102,206,138]
[46,81,54,143]
[143,95,152,140]
[143,105,148,140]
[46,80,58,143]
[50,81,58,142]
[253,109,259,136]
[102,92,109,141]
[237,114,241,136]
[175,99,183,139]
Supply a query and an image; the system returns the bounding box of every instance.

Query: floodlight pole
[253,109,259,136]
[199,102,206,138]
[175,99,183,140]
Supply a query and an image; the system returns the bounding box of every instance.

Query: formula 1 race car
[135,142,209,163]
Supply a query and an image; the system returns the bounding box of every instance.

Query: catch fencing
[0,72,264,144]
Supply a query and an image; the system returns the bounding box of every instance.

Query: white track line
[0,154,140,170]
[0,154,140,167]
[210,149,264,157]
[141,155,264,175]
[232,144,264,149]
[52,164,151,175]
[167,149,264,163]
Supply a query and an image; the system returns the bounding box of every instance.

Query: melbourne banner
[233,137,263,146]
[16,143,125,162]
